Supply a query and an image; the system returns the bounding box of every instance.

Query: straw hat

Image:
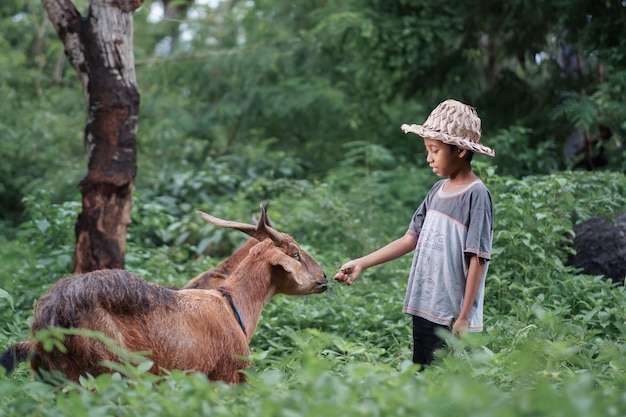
[401,99,495,157]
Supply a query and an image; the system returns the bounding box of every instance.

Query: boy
[334,99,495,367]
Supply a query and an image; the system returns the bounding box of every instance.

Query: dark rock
[567,213,626,284]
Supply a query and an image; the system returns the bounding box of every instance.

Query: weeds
[1,169,625,416]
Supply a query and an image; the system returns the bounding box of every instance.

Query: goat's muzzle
[314,277,329,293]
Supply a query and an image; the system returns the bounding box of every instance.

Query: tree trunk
[42,0,142,273]
[162,0,193,54]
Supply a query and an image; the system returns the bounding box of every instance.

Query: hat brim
[401,124,495,157]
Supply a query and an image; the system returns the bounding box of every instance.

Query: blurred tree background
[0,0,624,247]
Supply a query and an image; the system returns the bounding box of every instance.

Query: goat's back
[182,269,228,290]
[32,269,177,332]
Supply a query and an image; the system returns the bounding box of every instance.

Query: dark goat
[0,205,328,383]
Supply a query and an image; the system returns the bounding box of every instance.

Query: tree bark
[42,0,142,273]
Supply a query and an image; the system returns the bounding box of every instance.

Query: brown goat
[0,205,328,383]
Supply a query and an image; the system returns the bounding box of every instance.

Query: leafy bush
[1,166,625,416]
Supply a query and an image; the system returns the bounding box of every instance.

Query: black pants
[412,315,450,367]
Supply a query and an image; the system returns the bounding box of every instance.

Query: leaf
[35,219,50,233]
[0,287,14,310]
[137,360,155,373]
[196,237,213,255]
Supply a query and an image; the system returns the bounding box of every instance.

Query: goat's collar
[217,288,247,336]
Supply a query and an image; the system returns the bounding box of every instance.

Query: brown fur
[3,228,327,384]
[183,238,259,290]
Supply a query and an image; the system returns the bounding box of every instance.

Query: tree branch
[41,0,88,92]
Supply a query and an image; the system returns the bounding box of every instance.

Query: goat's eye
[292,251,301,261]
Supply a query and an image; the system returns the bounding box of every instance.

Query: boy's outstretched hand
[334,262,362,286]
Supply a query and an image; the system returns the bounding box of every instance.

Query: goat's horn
[251,200,273,227]
[196,207,283,246]
[196,211,258,234]
[256,204,282,246]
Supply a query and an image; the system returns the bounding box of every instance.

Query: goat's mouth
[314,282,329,293]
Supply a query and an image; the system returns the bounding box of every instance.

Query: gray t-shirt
[403,179,493,331]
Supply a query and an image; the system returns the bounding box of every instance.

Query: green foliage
[2,0,626,415]
[0,0,85,227]
[490,126,559,177]
[3,0,625,227]
[487,171,625,290]
[2,165,626,416]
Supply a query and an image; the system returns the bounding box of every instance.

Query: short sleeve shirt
[403,179,493,331]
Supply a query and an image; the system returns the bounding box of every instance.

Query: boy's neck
[445,167,477,190]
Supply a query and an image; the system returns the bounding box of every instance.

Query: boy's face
[423,137,466,177]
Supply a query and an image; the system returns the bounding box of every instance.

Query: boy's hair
[449,144,474,162]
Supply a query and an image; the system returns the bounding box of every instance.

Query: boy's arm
[453,254,486,337]
[334,234,417,285]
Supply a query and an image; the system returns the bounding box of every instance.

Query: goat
[0,205,328,384]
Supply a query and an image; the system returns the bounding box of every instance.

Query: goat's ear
[267,248,303,285]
